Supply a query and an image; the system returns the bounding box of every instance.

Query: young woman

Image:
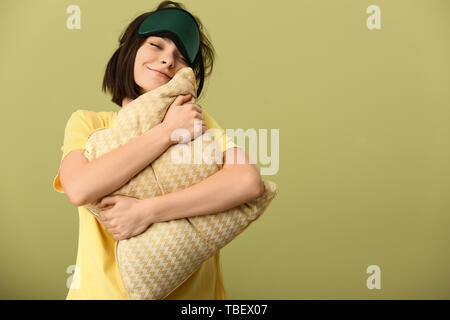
[53,1,264,300]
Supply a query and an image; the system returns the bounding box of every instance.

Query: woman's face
[134,36,190,94]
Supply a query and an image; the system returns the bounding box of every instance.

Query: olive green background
[0,0,449,299]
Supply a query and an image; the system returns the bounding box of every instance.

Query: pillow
[82,67,279,300]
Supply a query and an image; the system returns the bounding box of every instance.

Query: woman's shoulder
[69,109,117,129]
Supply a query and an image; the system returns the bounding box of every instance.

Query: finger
[171,95,185,107]
[98,209,108,221]
[191,104,203,114]
[113,232,123,241]
[95,214,108,227]
[98,211,108,224]
[98,196,118,207]
[194,112,204,120]
[177,94,192,105]
[103,221,115,232]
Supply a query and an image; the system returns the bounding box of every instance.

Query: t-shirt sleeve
[202,109,238,153]
[52,109,99,194]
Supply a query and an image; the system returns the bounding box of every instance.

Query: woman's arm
[60,123,173,206]
[60,94,202,206]
[94,147,264,240]
[142,147,265,225]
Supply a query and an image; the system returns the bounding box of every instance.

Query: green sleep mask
[136,7,200,65]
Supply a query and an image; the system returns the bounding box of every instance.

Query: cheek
[134,59,150,81]
[134,48,151,68]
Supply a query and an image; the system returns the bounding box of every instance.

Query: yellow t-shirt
[53,108,237,300]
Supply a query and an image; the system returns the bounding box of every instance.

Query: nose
[160,51,175,67]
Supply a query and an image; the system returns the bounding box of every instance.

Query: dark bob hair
[102,1,215,107]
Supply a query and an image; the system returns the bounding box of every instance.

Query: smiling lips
[147,67,170,79]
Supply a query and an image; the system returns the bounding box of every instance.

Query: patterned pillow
[82,67,279,299]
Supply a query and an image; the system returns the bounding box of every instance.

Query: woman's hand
[95,195,153,241]
[161,94,207,144]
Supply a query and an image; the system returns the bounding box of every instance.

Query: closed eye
[150,43,188,63]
